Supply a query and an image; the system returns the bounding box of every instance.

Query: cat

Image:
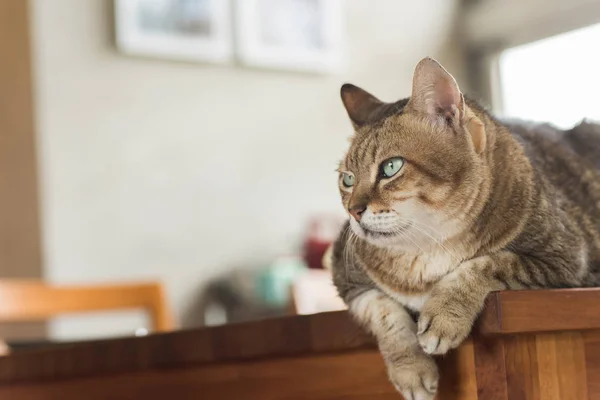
[328,57,600,400]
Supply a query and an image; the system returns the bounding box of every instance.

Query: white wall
[30,0,464,339]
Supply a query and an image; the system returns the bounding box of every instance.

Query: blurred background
[1,0,599,345]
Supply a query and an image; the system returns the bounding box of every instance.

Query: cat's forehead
[360,98,410,126]
[344,129,391,172]
[344,111,413,171]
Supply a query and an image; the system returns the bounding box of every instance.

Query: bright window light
[499,23,600,129]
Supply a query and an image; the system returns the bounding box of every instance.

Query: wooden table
[1,289,600,399]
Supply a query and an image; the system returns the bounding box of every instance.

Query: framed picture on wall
[115,0,233,63]
[235,0,343,73]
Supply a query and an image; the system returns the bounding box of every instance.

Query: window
[499,23,600,128]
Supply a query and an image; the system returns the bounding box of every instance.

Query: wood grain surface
[2,289,600,399]
[2,289,600,384]
[478,289,600,334]
[0,349,480,400]
[0,311,371,384]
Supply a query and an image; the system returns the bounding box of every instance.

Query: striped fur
[331,58,600,399]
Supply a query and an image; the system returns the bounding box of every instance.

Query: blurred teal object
[256,256,307,307]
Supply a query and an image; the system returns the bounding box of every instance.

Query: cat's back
[503,119,600,215]
[505,119,600,170]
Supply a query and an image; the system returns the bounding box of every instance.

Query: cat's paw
[386,352,439,400]
[417,306,474,355]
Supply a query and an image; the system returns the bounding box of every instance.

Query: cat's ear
[340,84,384,129]
[409,57,486,153]
[409,57,464,124]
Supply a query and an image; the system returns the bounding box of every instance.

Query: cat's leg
[416,251,577,355]
[416,253,510,355]
[350,289,438,400]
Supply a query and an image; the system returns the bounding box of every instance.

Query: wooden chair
[0,280,174,333]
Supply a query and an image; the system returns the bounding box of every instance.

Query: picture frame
[115,0,233,63]
[234,0,343,73]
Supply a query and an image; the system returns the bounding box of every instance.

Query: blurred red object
[302,216,344,269]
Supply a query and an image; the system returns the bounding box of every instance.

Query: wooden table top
[2,288,600,386]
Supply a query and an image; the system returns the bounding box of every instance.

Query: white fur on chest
[363,250,458,312]
[405,251,457,284]
[370,251,457,287]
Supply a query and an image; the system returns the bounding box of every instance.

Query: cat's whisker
[398,218,459,261]
[350,231,360,264]
[401,218,445,240]
[413,226,458,260]
[342,225,353,283]
[343,225,361,285]
[393,226,426,254]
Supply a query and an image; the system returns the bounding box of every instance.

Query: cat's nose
[349,205,366,222]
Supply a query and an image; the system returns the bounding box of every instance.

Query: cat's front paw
[386,351,439,400]
[417,305,475,355]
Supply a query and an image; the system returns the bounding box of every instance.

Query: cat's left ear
[409,57,464,123]
[409,57,486,153]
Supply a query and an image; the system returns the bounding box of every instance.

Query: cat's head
[338,57,488,250]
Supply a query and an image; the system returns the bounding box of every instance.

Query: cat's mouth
[362,228,399,238]
[360,222,411,238]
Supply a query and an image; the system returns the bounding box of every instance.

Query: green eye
[341,173,355,188]
[381,157,404,178]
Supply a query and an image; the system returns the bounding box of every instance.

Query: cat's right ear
[340,84,384,129]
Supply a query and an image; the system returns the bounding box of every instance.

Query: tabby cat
[329,57,600,400]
